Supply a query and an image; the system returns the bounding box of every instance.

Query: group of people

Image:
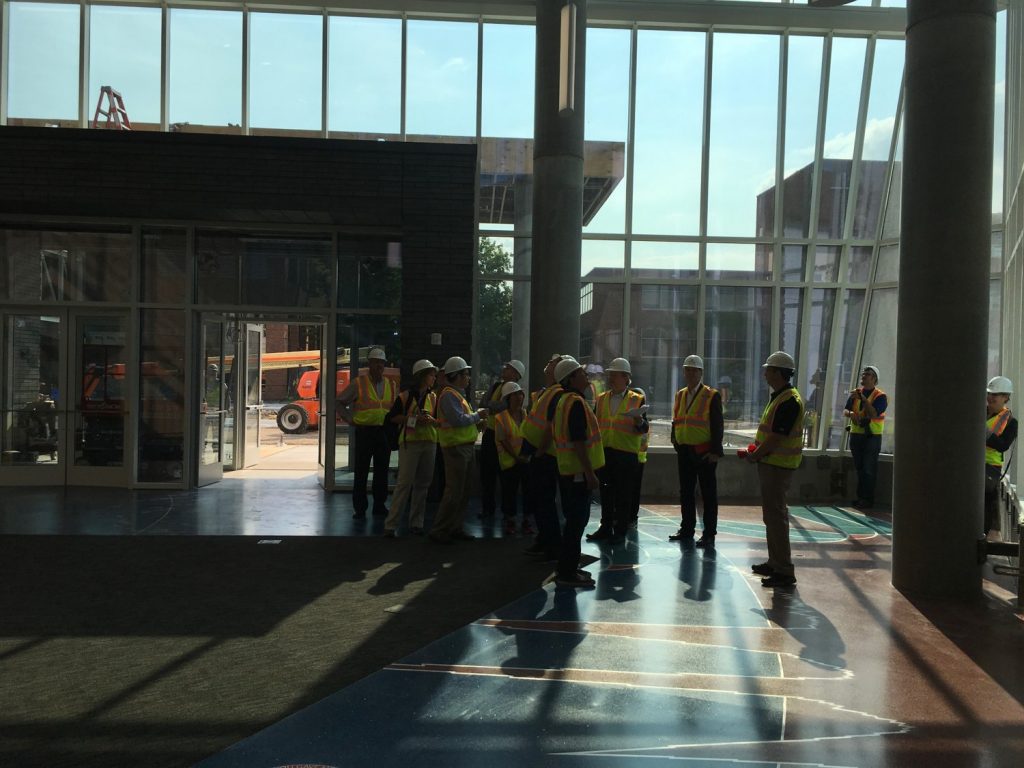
[337,345,1018,588]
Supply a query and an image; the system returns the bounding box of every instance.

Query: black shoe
[607,533,626,545]
[353,511,367,520]
[523,542,545,555]
[526,550,559,563]
[751,562,774,576]
[382,529,396,538]
[556,572,596,588]
[451,530,476,541]
[695,536,715,549]
[761,573,796,588]
[586,526,613,542]
[668,528,694,542]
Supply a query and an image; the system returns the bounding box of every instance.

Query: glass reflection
[138,310,186,482]
[76,315,129,467]
[2,315,61,465]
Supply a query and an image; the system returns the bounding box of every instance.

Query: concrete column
[893,0,995,599]
[512,176,533,373]
[530,0,586,391]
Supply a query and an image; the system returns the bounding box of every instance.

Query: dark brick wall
[0,126,475,380]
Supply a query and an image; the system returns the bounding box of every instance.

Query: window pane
[993,10,1006,218]
[329,16,401,134]
[708,33,779,237]
[876,244,899,282]
[338,241,401,311]
[631,241,699,280]
[482,23,534,139]
[813,246,841,283]
[846,246,873,283]
[584,28,630,235]
[196,231,241,304]
[0,229,132,302]
[779,287,804,360]
[406,20,477,137]
[782,36,824,238]
[477,279,514,386]
[629,285,699,447]
[704,286,772,434]
[991,230,1003,275]
[138,309,186,482]
[860,287,898,453]
[580,284,623,373]
[480,141,535,233]
[804,288,836,449]
[89,6,161,126]
[633,30,704,236]
[826,289,865,449]
[582,240,625,279]
[141,228,187,304]
[169,10,242,127]
[478,236,514,276]
[706,243,773,281]
[989,279,1001,378]
[7,2,79,120]
[250,13,323,131]
[781,245,807,282]
[242,236,333,307]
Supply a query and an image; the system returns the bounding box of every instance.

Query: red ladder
[92,86,133,130]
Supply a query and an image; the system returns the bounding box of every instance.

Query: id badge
[407,415,418,429]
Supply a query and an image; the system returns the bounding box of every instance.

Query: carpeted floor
[0,534,553,767]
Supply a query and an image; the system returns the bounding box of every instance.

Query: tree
[476,237,514,383]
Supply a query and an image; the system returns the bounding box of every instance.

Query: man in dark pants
[984,376,1017,537]
[843,365,887,508]
[551,358,605,588]
[337,347,397,519]
[522,354,568,562]
[669,355,724,549]
[479,360,526,517]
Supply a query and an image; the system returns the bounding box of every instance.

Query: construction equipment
[92,86,132,130]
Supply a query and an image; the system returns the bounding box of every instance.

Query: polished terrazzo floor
[2,484,1022,767]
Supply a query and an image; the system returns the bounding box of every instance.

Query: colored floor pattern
[196,504,1024,768]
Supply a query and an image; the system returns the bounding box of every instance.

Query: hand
[584,470,599,490]
[476,408,488,419]
[419,413,436,425]
[705,453,720,464]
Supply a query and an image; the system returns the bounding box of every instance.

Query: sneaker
[556,572,596,588]
[382,529,396,539]
[761,573,797,588]
[695,536,715,549]
[504,518,518,535]
[751,562,774,576]
[668,528,694,542]
[586,526,613,542]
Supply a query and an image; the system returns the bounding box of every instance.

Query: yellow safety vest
[352,375,396,427]
[986,408,1012,467]
[596,389,644,455]
[849,387,886,435]
[495,409,525,470]
[553,391,606,477]
[436,387,478,447]
[639,431,648,464]
[672,384,716,447]
[754,387,805,470]
[522,384,562,455]
[399,390,437,446]
[483,381,503,431]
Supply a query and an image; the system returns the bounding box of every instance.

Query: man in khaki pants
[743,351,804,588]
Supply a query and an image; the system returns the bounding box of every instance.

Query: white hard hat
[987,375,1014,395]
[554,357,583,383]
[412,359,437,376]
[442,356,471,375]
[500,381,523,399]
[763,351,796,370]
[862,365,880,380]
[368,347,387,361]
[504,360,526,379]
[683,354,704,370]
[606,357,632,374]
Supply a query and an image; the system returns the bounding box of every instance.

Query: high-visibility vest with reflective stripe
[495,409,525,470]
[553,391,606,477]
[436,387,478,447]
[849,387,886,435]
[986,408,1012,467]
[352,375,396,427]
[484,381,502,431]
[596,389,644,455]
[399,390,437,446]
[672,384,716,446]
[522,384,562,455]
[639,431,648,464]
[754,388,805,470]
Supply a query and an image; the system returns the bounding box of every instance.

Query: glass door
[197,317,226,487]
[243,323,264,469]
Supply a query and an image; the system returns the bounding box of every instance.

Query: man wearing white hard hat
[494,380,533,536]
[337,346,397,519]
[668,354,724,549]
[842,365,888,509]
[744,351,804,588]
[588,357,648,545]
[382,360,439,538]
[479,360,527,520]
[984,376,1017,537]
[430,356,488,543]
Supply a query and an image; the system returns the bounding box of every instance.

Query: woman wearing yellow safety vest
[430,356,488,544]
[494,381,533,536]
[382,359,439,538]
[549,358,605,588]
[336,346,397,520]
[984,376,1017,538]
[743,351,804,588]
[587,358,647,545]
[842,365,888,508]
[479,360,526,519]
